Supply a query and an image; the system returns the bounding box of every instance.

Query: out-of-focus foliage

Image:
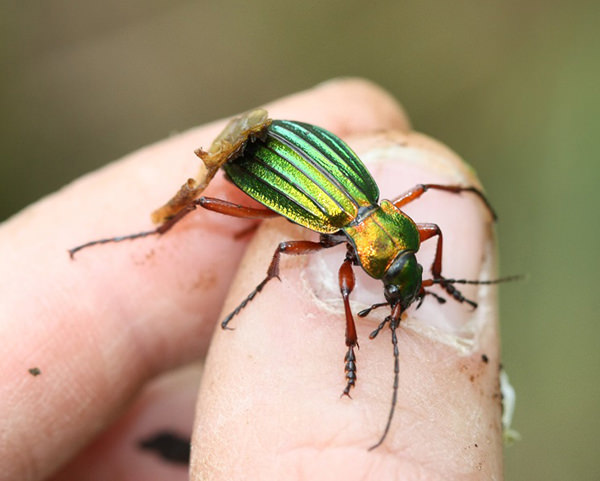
[1,1,598,479]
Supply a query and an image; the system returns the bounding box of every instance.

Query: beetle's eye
[384,284,399,300]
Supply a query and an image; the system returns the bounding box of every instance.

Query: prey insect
[70,109,510,449]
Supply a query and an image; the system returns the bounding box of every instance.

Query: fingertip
[266,77,411,135]
[312,77,412,133]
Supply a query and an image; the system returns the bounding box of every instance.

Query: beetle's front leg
[393,183,497,221]
[417,223,477,308]
[338,249,359,397]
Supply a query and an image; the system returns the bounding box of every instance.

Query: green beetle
[70,109,502,449]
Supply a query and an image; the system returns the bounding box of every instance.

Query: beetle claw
[343,346,357,397]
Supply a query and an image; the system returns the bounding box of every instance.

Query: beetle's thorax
[342,200,420,280]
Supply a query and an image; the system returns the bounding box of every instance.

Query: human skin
[0,79,503,481]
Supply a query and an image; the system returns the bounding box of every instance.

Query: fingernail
[304,131,496,349]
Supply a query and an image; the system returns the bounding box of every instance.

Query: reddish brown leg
[197,196,279,219]
[339,251,358,397]
[198,196,280,239]
[417,222,477,308]
[393,183,497,221]
[418,223,443,278]
[221,237,342,329]
[68,196,277,258]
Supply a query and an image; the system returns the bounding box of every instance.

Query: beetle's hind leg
[221,235,343,329]
[68,196,278,258]
[68,201,202,258]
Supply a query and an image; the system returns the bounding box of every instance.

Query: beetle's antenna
[431,275,523,286]
[369,313,401,451]
[426,275,523,309]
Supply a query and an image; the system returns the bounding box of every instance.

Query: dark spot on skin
[474,443,478,448]
[138,431,190,465]
[481,354,489,363]
[28,367,41,376]
[469,375,475,383]
[190,270,218,291]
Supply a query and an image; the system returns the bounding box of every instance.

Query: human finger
[0,79,408,481]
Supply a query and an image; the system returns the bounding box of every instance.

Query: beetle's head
[382,251,423,310]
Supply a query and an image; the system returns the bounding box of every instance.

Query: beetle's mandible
[70,109,508,450]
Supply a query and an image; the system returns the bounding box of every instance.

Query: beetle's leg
[221,237,342,329]
[68,196,277,258]
[68,202,200,258]
[198,196,280,239]
[197,196,280,238]
[418,223,443,278]
[197,196,279,219]
[417,223,477,308]
[339,251,359,397]
[421,278,477,308]
[392,184,497,221]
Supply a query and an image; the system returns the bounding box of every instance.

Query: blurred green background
[2,1,598,479]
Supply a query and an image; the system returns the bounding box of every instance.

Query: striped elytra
[223,120,380,234]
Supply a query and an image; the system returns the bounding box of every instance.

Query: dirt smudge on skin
[189,269,218,292]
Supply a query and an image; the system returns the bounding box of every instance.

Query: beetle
[70,109,507,449]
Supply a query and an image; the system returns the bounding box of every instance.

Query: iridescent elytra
[70,109,510,449]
